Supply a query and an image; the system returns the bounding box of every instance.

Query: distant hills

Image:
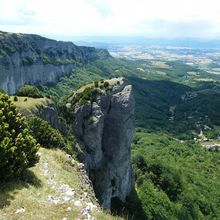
[73,36,220,49]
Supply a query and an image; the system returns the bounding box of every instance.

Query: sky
[0,0,220,40]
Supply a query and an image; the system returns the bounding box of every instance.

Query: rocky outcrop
[35,103,67,135]
[68,78,135,209]
[0,31,109,94]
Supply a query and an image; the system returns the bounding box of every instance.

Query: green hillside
[1,54,220,220]
[43,56,220,138]
[128,130,220,219]
[42,56,220,219]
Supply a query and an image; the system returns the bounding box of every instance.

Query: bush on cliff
[72,87,103,106]
[28,116,66,149]
[0,93,40,181]
[94,81,99,87]
[16,84,43,98]
[103,81,109,88]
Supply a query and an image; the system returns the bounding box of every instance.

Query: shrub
[16,84,43,98]
[3,43,16,53]
[0,49,7,56]
[103,81,109,88]
[0,94,39,181]
[28,116,66,149]
[106,86,113,91]
[94,81,99,88]
[88,116,96,125]
[21,57,34,65]
[133,154,148,172]
[14,96,18,102]
[72,87,103,106]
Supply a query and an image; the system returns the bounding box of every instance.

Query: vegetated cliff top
[68,77,129,106]
[0,30,110,62]
[10,96,51,117]
[68,76,135,209]
[0,30,110,94]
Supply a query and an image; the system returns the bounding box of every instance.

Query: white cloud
[0,0,219,38]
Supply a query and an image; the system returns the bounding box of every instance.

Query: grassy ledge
[0,148,122,220]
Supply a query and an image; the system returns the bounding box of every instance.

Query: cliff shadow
[111,187,147,220]
[0,170,42,209]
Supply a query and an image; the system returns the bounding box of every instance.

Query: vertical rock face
[0,31,109,94]
[69,78,135,209]
[35,104,67,135]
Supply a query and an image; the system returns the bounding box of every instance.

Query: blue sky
[0,0,220,40]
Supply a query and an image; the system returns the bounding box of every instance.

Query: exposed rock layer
[69,78,135,209]
[35,103,67,135]
[0,31,109,94]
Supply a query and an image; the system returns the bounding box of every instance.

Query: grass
[0,148,122,220]
[94,212,123,220]
[10,97,51,117]
[68,77,123,106]
[75,77,123,94]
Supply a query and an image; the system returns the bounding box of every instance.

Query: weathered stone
[70,78,135,209]
[0,31,109,94]
[35,103,68,135]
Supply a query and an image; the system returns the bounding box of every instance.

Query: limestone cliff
[67,78,135,209]
[35,103,67,135]
[0,31,109,94]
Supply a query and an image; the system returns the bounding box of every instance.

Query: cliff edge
[67,77,135,209]
[0,31,109,94]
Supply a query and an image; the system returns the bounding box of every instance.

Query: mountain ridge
[0,31,109,94]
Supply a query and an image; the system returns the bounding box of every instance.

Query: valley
[0,32,220,220]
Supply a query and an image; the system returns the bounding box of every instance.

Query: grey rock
[35,103,68,135]
[71,78,135,209]
[0,31,110,94]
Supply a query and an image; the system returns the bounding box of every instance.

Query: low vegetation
[10,96,51,117]
[16,84,43,98]
[28,116,66,149]
[0,148,122,220]
[42,54,79,65]
[71,86,103,106]
[68,78,116,107]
